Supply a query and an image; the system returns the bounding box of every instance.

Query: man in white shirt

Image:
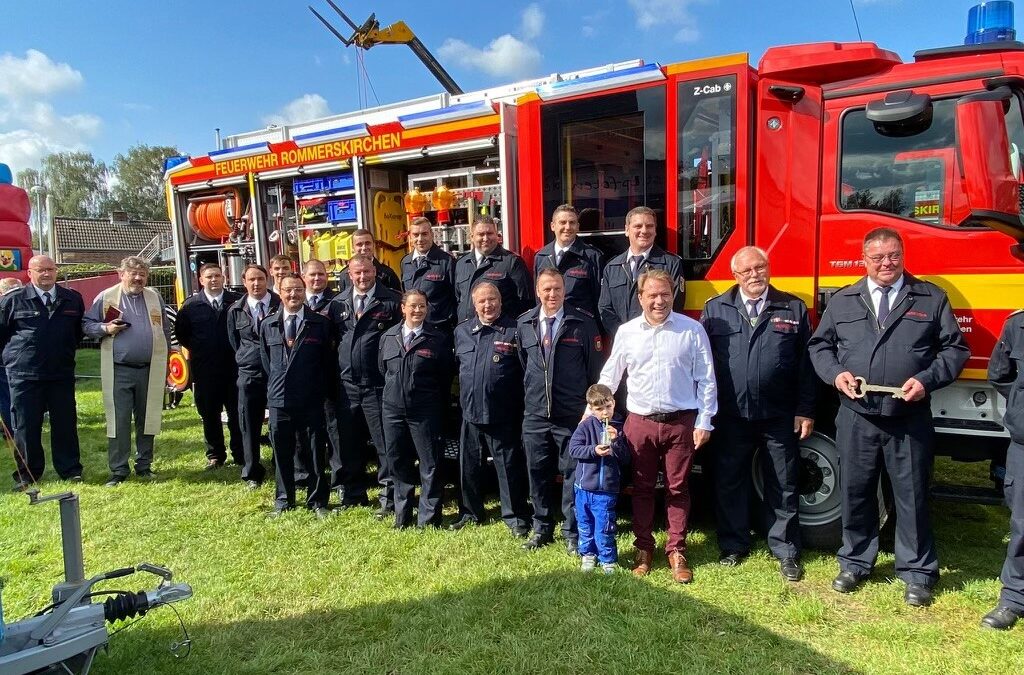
[599,268,717,583]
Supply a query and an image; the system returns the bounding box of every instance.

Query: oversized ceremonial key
[852,376,906,400]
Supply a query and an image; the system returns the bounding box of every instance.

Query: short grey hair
[0,277,24,295]
[730,246,769,273]
[119,256,150,272]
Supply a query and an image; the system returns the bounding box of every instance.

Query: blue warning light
[965,1,1017,44]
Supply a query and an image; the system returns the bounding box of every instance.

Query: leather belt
[640,410,694,423]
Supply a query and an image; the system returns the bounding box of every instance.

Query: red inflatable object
[0,183,34,280]
[0,184,30,222]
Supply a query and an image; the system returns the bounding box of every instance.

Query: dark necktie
[877,286,892,326]
[631,255,644,282]
[43,291,53,314]
[746,298,759,324]
[212,298,221,311]
[285,314,297,348]
[404,330,416,351]
[356,295,366,318]
[542,316,556,359]
[254,302,265,335]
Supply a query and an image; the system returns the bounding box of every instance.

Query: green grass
[1,350,1022,673]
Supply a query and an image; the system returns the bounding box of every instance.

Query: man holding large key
[808,227,969,607]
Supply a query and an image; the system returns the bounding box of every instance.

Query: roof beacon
[965,1,1016,44]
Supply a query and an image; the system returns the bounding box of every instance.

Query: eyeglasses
[734,264,768,278]
[865,252,903,264]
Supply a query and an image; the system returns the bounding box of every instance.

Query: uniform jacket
[0,284,84,380]
[569,415,630,493]
[328,285,402,388]
[701,285,815,420]
[306,288,337,314]
[175,289,241,380]
[337,259,402,295]
[454,315,523,424]
[989,311,1024,444]
[401,245,456,328]
[534,238,604,321]
[598,245,684,339]
[378,324,454,414]
[226,292,280,379]
[808,273,969,416]
[454,246,533,322]
[517,304,603,420]
[259,309,335,408]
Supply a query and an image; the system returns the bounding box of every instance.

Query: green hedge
[58,264,176,287]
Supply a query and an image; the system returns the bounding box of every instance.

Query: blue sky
[0,0,1011,175]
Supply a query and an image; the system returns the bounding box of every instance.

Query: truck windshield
[840,93,1024,227]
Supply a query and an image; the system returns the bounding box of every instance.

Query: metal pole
[58,495,85,585]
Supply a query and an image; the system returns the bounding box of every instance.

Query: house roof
[53,217,170,253]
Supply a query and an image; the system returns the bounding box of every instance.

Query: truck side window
[840,94,1024,227]
[677,75,737,271]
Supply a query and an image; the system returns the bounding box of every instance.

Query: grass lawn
[1,350,1022,673]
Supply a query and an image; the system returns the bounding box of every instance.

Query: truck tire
[752,431,893,552]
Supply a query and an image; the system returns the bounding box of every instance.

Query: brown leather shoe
[632,549,653,577]
[668,550,693,584]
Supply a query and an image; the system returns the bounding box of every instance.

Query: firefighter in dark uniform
[533,204,603,323]
[378,289,454,529]
[598,206,684,339]
[299,259,339,488]
[454,215,533,322]
[400,216,456,331]
[518,268,603,552]
[226,264,280,488]
[337,229,402,294]
[259,273,335,517]
[983,311,1024,630]
[701,246,815,582]
[175,263,243,470]
[809,227,969,607]
[0,255,84,488]
[449,282,532,536]
[327,254,403,514]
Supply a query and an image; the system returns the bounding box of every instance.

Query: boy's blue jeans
[575,486,618,563]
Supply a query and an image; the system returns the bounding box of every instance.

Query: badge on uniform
[594,336,603,352]
[492,354,500,363]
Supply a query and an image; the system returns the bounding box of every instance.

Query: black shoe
[268,506,293,519]
[416,522,440,531]
[779,558,804,582]
[313,507,332,520]
[448,515,479,531]
[980,606,1022,630]
[510,525,530,539]
[136,470,156,480]
[66,475,83,483]
[832,571,864,594]
[374,507,395,520]
[104,476,126,488]
[245,480,261,491]
[719,552,747,567]
[904,583,934,608]
[522,532,554,550]
[339,499,370,511]
[565,538,580,557]
[205,459,224,471]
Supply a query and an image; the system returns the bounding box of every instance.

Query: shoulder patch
[594,335,603,352]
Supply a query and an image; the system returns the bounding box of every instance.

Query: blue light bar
[536,63,665,101]
[397,101,495,129]
[293,123,370,147]
[965,1,1016,44]
[208,142,271,161]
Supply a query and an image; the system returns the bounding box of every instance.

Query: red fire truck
[164,30,1024,546]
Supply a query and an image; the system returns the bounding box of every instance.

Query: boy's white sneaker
[581,555,597,572]
[601,563,616,575]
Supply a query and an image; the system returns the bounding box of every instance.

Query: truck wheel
[752,431,893,551]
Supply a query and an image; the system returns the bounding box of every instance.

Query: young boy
[569,384,631,573]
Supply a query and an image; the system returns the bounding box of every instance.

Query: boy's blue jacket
[569,415,630,493]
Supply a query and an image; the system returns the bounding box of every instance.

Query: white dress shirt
[599,312,718,431]
[246,294,271,323]
[402,323,422,343]
[205,291,224,308]
[866,274,904,317]
[738,289,768,319]
[282,306,305,334]
[539,307,565,342]
[353,284,377,309]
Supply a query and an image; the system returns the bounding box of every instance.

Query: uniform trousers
[193,374,243,464]
[836,406,938,585]
[331,381,390,507]
[999,442,1024,612]
[109,364,155,478]
[522,415,577,539]
[458,419,531,528]
[713,415,800,560]
[237,374,267,484]
[383,405,442,528]
[625,410,698,554]
[10,376,81,482]
[269,406,328,510]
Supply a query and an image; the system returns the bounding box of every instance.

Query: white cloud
[521,4,544,41]
[581,9,611,38]
[439,34,542,79]
[0,50,100,175]
[262,94,331,126]
[628,0,704,43]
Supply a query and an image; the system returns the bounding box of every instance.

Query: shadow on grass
[98,570,860,675]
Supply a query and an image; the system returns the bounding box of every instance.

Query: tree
[15,168,41,190]
[41,151,110,218]
[109,144,181,221]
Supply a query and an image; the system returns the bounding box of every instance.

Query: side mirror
[866,90,933,137]
[955,88,1023,236]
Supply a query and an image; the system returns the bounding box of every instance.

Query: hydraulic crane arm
[309,2,464,95]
